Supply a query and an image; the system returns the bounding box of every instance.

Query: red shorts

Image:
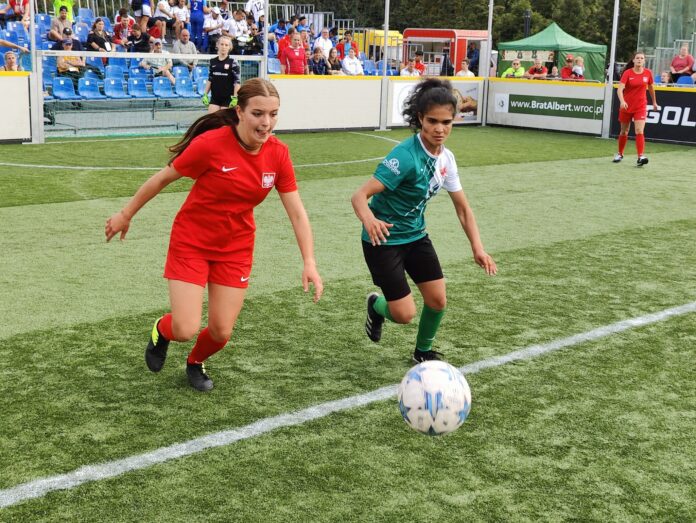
[164,251,253,288]
[618,107,647,123]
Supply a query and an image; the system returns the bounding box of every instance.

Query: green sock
[372,295,394,322]
[415,305,445,351]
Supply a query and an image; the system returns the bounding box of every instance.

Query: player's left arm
[278,190,324,302]
[448,190,497,275]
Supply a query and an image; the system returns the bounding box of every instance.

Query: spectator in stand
[244,0,263,23]
[524,57,547,79]
[173,28,197,71]
[171,0,190,33]
[326,47,342,75]
[203,6,224,53]
[570,56,585,80]
[313,27,333,58]
[299,29,311,52]
[0,0,27,25]
[127,23,153,52]
[48,5,71,42]
[335,30,358,60]
[189,0,208,51]
[202,35,240,112]
[0,50,21,71]
[257,13,264,33]
[342,47,363,76]
[279,32,308,75]
[455,58,475,77]
[467,42,480,73]
[57,39,86,89]
[271,18,287,40]
[218,0,229,20]
[140,38,175,84]
[113,9,135,47]
[413,50,426,75]
[223,9,249,54]
[670,44,694,83]
[560,54,574,79]
[501,59,524,78]
[308,46,329,75]
[547,65,560,78]
[133,0,153,34]
[151,0,181,42]
[659,71,671,84]
[296,15,308,32]
[87,18,115,54]
[51,27,82,50]
[277,26,294,56]
[400,58,420,77]
[244,23,263,55]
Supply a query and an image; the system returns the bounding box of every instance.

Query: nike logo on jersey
[222,166,238,172]
[240,276,250,282]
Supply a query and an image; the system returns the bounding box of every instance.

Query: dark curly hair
[402,78,458,131]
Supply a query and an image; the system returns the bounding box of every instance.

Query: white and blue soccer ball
[397,360,472,435]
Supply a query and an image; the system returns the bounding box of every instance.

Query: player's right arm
[105,165,183,241]
[351,177,393,246]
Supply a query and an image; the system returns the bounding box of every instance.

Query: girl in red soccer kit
[614,51,660,167]
[105,78,323,391]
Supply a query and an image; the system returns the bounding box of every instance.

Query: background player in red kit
[614,52,660,167]
[105,78,323,391]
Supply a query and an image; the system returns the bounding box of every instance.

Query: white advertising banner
[390,79,483,126]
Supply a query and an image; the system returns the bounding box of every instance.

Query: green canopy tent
[497,22,607,81]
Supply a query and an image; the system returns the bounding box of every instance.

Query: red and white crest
[261,172,276,188]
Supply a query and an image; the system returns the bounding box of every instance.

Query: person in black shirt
[202,36,241,113]
[51,27,83,51]
[126,24,153,53]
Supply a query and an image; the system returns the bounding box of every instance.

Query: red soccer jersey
[620,68,653,111]
[279,45,307,74]
[170,126,297,260]
[414,61,425,75]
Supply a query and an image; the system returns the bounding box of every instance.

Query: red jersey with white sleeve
[620,68,653,112]
[170,126,297,261]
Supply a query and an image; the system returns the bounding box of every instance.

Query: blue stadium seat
[52,77,82,100]
[153,77,179,98]
[74,23,90,44]
[78,7,95,25]
[129,66,150,80]
[172,65,190,79]
[105,65,124,79]
[101,17,112,32]
[78,77,106,99]
[128,77,153,98]
[196,76,207,95]
[193,65,208,81]
[85,56,105,74]
[104,78,131,98]
[6,23,28,47]
[676,75,694,86]
[0,53,3,68]
[108,57,129,70]
[174,77,199,98]
[0,29,18,45]
[363,59,377,76]
[36,13,52,31]
[267,57,281,74]
[42,55,56,81]
[358,51,367,62]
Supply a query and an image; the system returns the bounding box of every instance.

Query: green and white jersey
[362,133,462,245]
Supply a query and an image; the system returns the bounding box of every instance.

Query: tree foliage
[309,0,641,61]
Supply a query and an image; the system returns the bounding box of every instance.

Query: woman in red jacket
[105,78,323,391]
[613,52,660,167]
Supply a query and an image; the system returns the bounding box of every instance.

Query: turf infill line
[348,131,401,144]
[1,301,694,509]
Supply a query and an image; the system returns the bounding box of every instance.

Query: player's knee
[426,296,447,311]
[206,323,232,343]
[171,319,200,341]
[390,307,417,324]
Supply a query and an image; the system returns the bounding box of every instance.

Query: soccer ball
[397,360,472,435]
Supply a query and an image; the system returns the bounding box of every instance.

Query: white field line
[349,131,401,144]
[0,157,383,172]
[1,301,694,509]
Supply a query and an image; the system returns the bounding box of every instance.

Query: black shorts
[362,235,444,301]
[210,93,232,107]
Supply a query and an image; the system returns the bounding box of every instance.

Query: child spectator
[400,58,420,77]
[341,47,363,76]
[413,50,426,75]
[570,56,585,80]
[455,58,475,77]
[309,46,329,75]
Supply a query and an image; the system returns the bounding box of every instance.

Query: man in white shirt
[455,58,475,77]
[312,27,332,58]
[203,6,224,53]
[223,9,249,53]
[341,47,363,76]
[244,0,264,23]
[400,58,420,77]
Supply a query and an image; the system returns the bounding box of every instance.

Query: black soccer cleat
[186,362,214,392]
[637,155,649,167]
[145,318,170,372]
[412,349,445,363]
[365,292,385,342]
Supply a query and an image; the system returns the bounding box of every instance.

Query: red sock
[157,313,174,340]
[187,327,228,365]
[618,134,628,155]
[635,134,645,156]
